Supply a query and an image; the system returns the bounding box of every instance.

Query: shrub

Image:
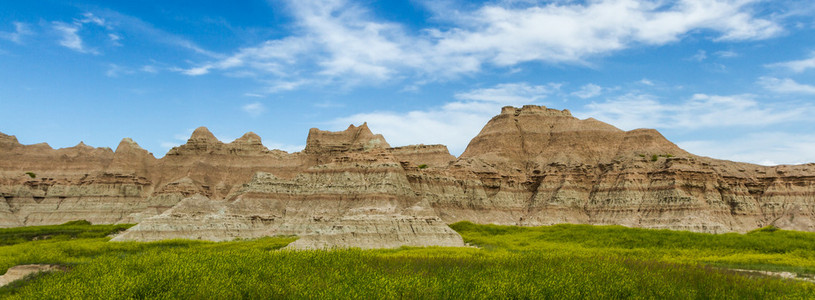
[418,164,428,169]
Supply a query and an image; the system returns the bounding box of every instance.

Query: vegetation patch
[0,222,812,298]
[0,221,134,246]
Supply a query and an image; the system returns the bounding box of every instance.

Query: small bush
[25,172,36,178]
[751,225,780,233]
[418,164,428,169]
[651,154,658,162]
[61,220,92,226]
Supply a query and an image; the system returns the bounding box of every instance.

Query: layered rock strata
[419,106,815,233]
[1,105,814,249]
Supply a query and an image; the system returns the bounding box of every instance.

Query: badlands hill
[0,105,813,248]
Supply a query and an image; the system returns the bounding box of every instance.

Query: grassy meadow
[0,221,812,299]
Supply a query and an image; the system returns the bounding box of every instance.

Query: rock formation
[1,105,814,249]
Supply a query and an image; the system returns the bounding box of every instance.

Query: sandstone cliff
[1,105,813,249]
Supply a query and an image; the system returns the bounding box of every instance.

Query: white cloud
[177,66,211,76]
[287,0,423,79]
[429,0,780,66]
[690,50,707,62]
[106,64,135,77]
[263,79,311,93]
[715,50,738,58]
[758,77,815,94]
[639,78,655,86]
[766,52,815,73]
[580,93,810,130]
[182,0,782,90]
[455,82,559,103]
[178,1,420,83]
[160,141,179,150]
[679,132,815,165]
[332,82,554,155]
[90,9,220,58]
[50,12,117,54]
[578,93,667,130]
[140,65,158,73]
[242,102,266,117]
[0,22,32,44]
[52,22,97,54]
[108,33,122,46]
[78,12,106,27]
[571,83,603,99]
[313,100,345,108]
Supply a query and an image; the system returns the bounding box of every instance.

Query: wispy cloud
[313,100,345,108]
[108,33,122,46]
[427,0,779,66]
[177,0,783,92]
[580,93,810,130]
[690,50,708,62]
[571,84,603,99]
[78,12,106,27]
[679,132,815,165]
[50,13,116,54]
[715,50,738,58]
[766,52,815,73]
[52,21,98,54]
[639,78,655,86]
[89,9,221,58]
[140,65,158,73]
[0,22,33,44]
[758,77,815,94]
[242,102,266,117]
[455,82,560,103]
[106,64,135,77]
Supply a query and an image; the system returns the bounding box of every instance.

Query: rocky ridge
[1,105,813,249]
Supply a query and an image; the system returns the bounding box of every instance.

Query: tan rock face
[424,105,814,233]
[304,123,390,155]
[2,105,815,249]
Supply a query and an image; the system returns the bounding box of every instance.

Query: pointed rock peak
[339,122,370,133]
[233,132,262,144]
[190,127,218,142]
[226,131,269,154]
[121,137,138,145]
[115,137,146,153]
[75,141,93,149]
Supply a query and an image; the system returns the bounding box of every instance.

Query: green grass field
[0,221,812,299]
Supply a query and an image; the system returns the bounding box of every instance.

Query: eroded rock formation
[1,105,814,249]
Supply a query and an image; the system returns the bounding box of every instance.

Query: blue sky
[1,0,814,165]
